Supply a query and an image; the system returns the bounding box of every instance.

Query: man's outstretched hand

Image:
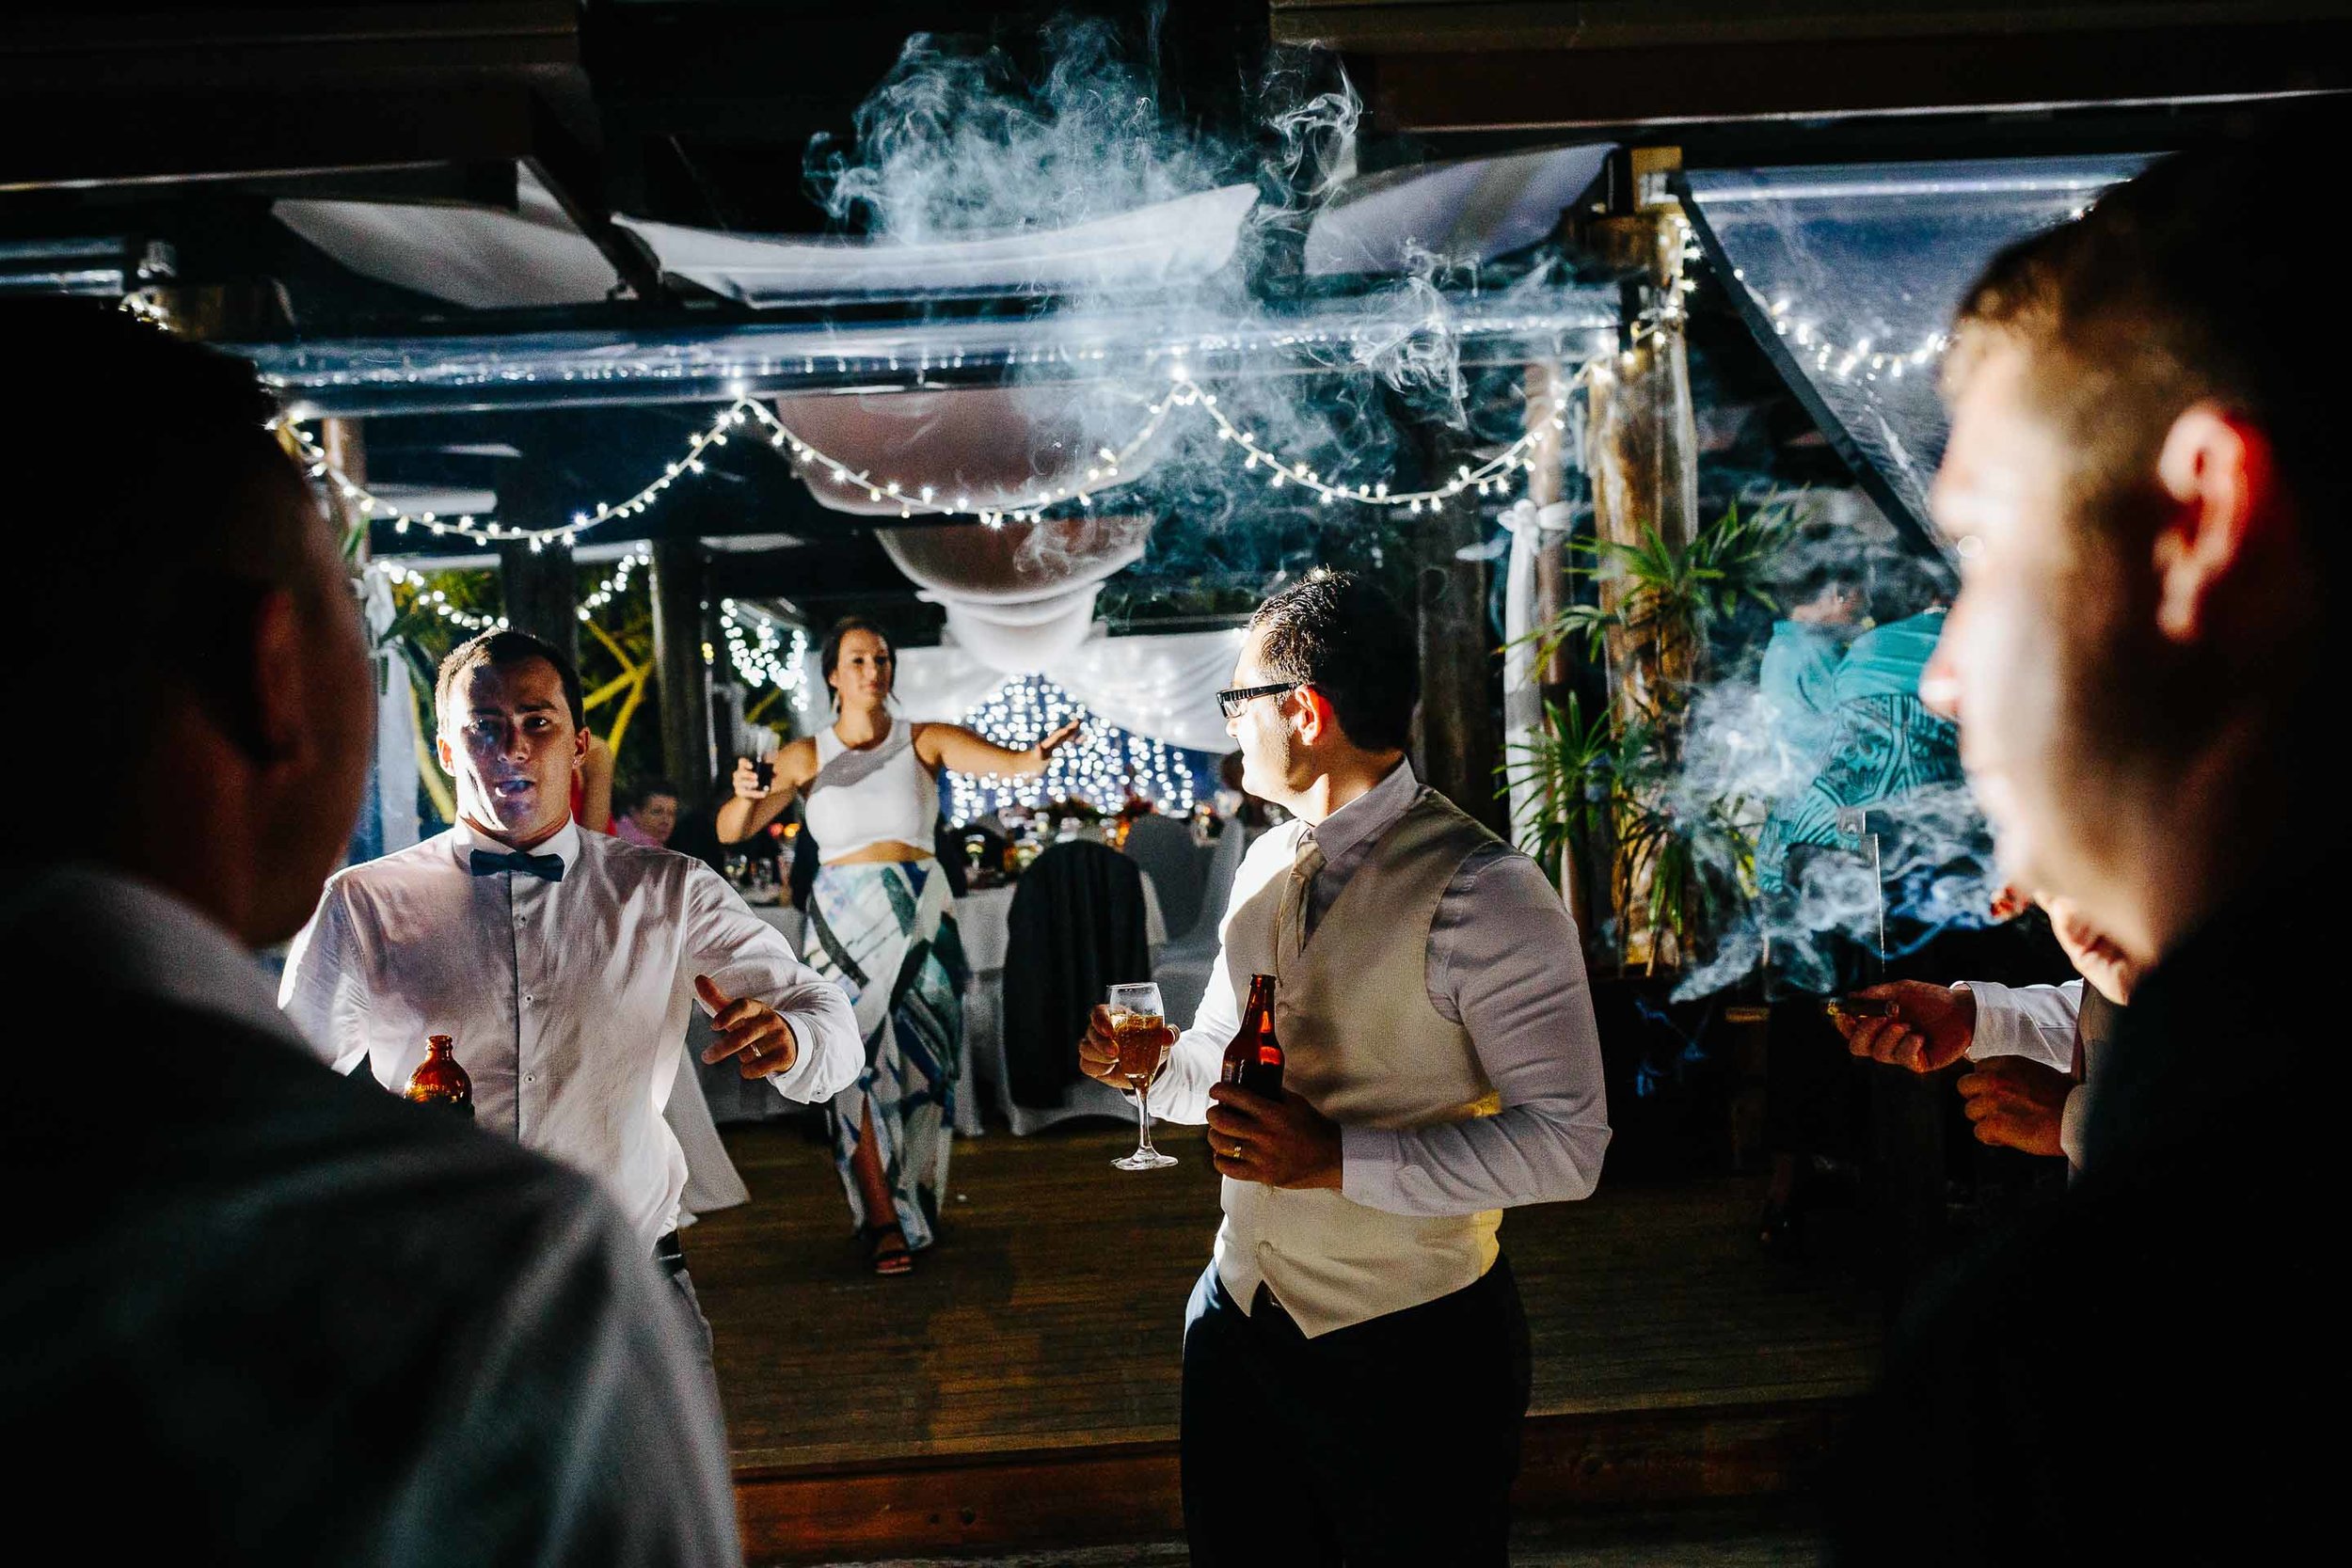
[696,974,799,1079]
[1833,980,1977,1073]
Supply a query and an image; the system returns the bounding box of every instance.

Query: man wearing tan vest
[1082,570,1611,1565]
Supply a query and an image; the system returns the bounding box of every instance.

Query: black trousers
[1180,1257,1532,1567]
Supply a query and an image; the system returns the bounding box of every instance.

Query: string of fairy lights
[278,276,1702,548]
[946,675,1201,824]
[372,544,658,636]
[256,214,1706,814]
[578,544,654,621]
[1724,267,1949,386]
[717,598,812,704]
[374,562,508,634]
[157,199,1903,549]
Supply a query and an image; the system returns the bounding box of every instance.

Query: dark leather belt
[652,1230,687,1275]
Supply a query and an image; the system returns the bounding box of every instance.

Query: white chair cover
[1122,814,1209,940]
[664,1038,751,1224]
[1153,818,1249,1032]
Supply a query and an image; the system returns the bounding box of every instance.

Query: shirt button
[522,992,535,1004]
[523,1072,537,1085]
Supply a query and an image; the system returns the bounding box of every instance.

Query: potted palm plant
[1503,499,1793,975]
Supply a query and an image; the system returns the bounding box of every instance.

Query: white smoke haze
[803,15,2002,996]
[800,10,1551,563]
[1659,491,1998,1000]
[1261,79,1360,212]
[806,15,1234,246]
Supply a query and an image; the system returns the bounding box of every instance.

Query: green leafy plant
[1529,501,1790,680]
[1502,500,1793,971]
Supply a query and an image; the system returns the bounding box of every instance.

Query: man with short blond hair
[1836,138,2342,1561]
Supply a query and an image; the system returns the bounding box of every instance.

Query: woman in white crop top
[716,618,1077,1275]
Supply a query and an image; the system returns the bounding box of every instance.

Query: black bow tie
[469,847,565,882]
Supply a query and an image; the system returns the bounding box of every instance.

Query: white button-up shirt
[1149,762,1611,1216]
[1960,976,2092,1165]
[279,817,861,1245]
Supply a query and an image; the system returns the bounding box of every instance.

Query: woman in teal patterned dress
[1754,588,1984,1254]
[717,619,1078,1274]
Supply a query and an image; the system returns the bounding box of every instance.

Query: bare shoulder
[776,736,820,785]
[910,721,970,761]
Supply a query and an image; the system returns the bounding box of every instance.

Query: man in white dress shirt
[281,628,861,1359]
[3,300,736,1564]
[1836,895,2138,1167]
[1081,571,1611,1566]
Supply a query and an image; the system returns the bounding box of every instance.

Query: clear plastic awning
[1682,155,2153,554]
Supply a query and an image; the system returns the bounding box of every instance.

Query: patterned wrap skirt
[803,859,968,1251]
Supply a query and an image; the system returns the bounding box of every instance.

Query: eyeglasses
[1216,681,1304,720]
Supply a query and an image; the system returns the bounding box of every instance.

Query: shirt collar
[0,866,310,1051]
[1305,758,1418,863]
[449,815,581,870]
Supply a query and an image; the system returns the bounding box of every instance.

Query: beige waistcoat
[1213,788,1502,1338]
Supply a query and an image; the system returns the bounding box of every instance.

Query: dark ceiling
[3,1,2345,614]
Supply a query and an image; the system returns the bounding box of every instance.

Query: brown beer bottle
[404,1034,473,1117]
[1219,974,1285,1098]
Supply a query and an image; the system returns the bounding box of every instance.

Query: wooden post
[1581,148,1700,969]
[498,535,579,666]
[1585,213,1700,727]
[1518,358,1598,931]
[649,538,717,813]
[1523,360,1572,692]
[318,417,368,557]
[1414,483,1505,836]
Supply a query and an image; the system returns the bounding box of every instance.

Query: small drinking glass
[1105,981,1176,1171]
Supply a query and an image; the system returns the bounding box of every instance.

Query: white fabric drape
[1306,144,1615,278]
[613,185,1257,306]
[275,166,620,310]
[367,569,421,853]
[793,626,1245,755]
[1500,499,1573,856]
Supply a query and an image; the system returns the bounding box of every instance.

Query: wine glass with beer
[1105,981,1176,1171]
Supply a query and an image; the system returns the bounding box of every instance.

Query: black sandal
[860,1223,914,1276]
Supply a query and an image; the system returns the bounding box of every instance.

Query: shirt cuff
[1338,1125,1405,1208]
[1955,979,2062,1062]
[1955,980,2012,1059]
[761,1014,821,1102]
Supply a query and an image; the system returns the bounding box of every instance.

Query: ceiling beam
[0,3,591,192]
[1274,4,2352,132]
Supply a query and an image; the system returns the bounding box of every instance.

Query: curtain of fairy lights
[946,674,1211,823]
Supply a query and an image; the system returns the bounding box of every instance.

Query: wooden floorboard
[694,1118,1882,1473]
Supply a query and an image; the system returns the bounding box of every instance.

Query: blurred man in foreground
[0,302,737,1564]
[1834,140,2343,1561]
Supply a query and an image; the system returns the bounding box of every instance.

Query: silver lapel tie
[1276,833,1327,971]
